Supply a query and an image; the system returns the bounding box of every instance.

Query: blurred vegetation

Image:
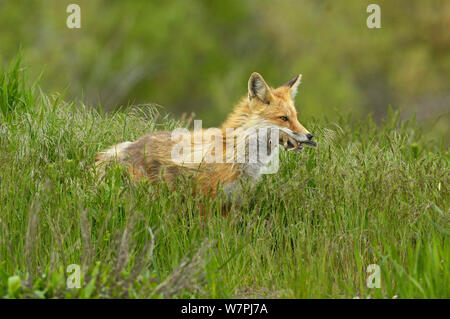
[0,0,448,139]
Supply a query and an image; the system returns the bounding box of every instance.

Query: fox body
[95,72,315,199]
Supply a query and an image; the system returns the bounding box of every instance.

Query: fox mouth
[280,131,316,152]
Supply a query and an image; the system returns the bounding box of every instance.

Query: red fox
[95,72,316,200]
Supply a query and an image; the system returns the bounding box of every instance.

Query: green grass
[0,59,448,299]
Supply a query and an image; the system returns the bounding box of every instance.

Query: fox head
[223,72,315,150]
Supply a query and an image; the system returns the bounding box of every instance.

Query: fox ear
[284,74,302,99]
[248,72,271,103]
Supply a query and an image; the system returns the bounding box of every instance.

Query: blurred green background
[1,0,449,136]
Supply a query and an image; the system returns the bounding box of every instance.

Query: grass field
[0,59,448,299]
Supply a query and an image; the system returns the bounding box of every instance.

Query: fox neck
[218,97,278,175]
[221,97,266,131]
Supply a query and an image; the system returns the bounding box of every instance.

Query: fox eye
[280,116,289,122]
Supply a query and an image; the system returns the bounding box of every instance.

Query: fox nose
[306,133,313,140]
